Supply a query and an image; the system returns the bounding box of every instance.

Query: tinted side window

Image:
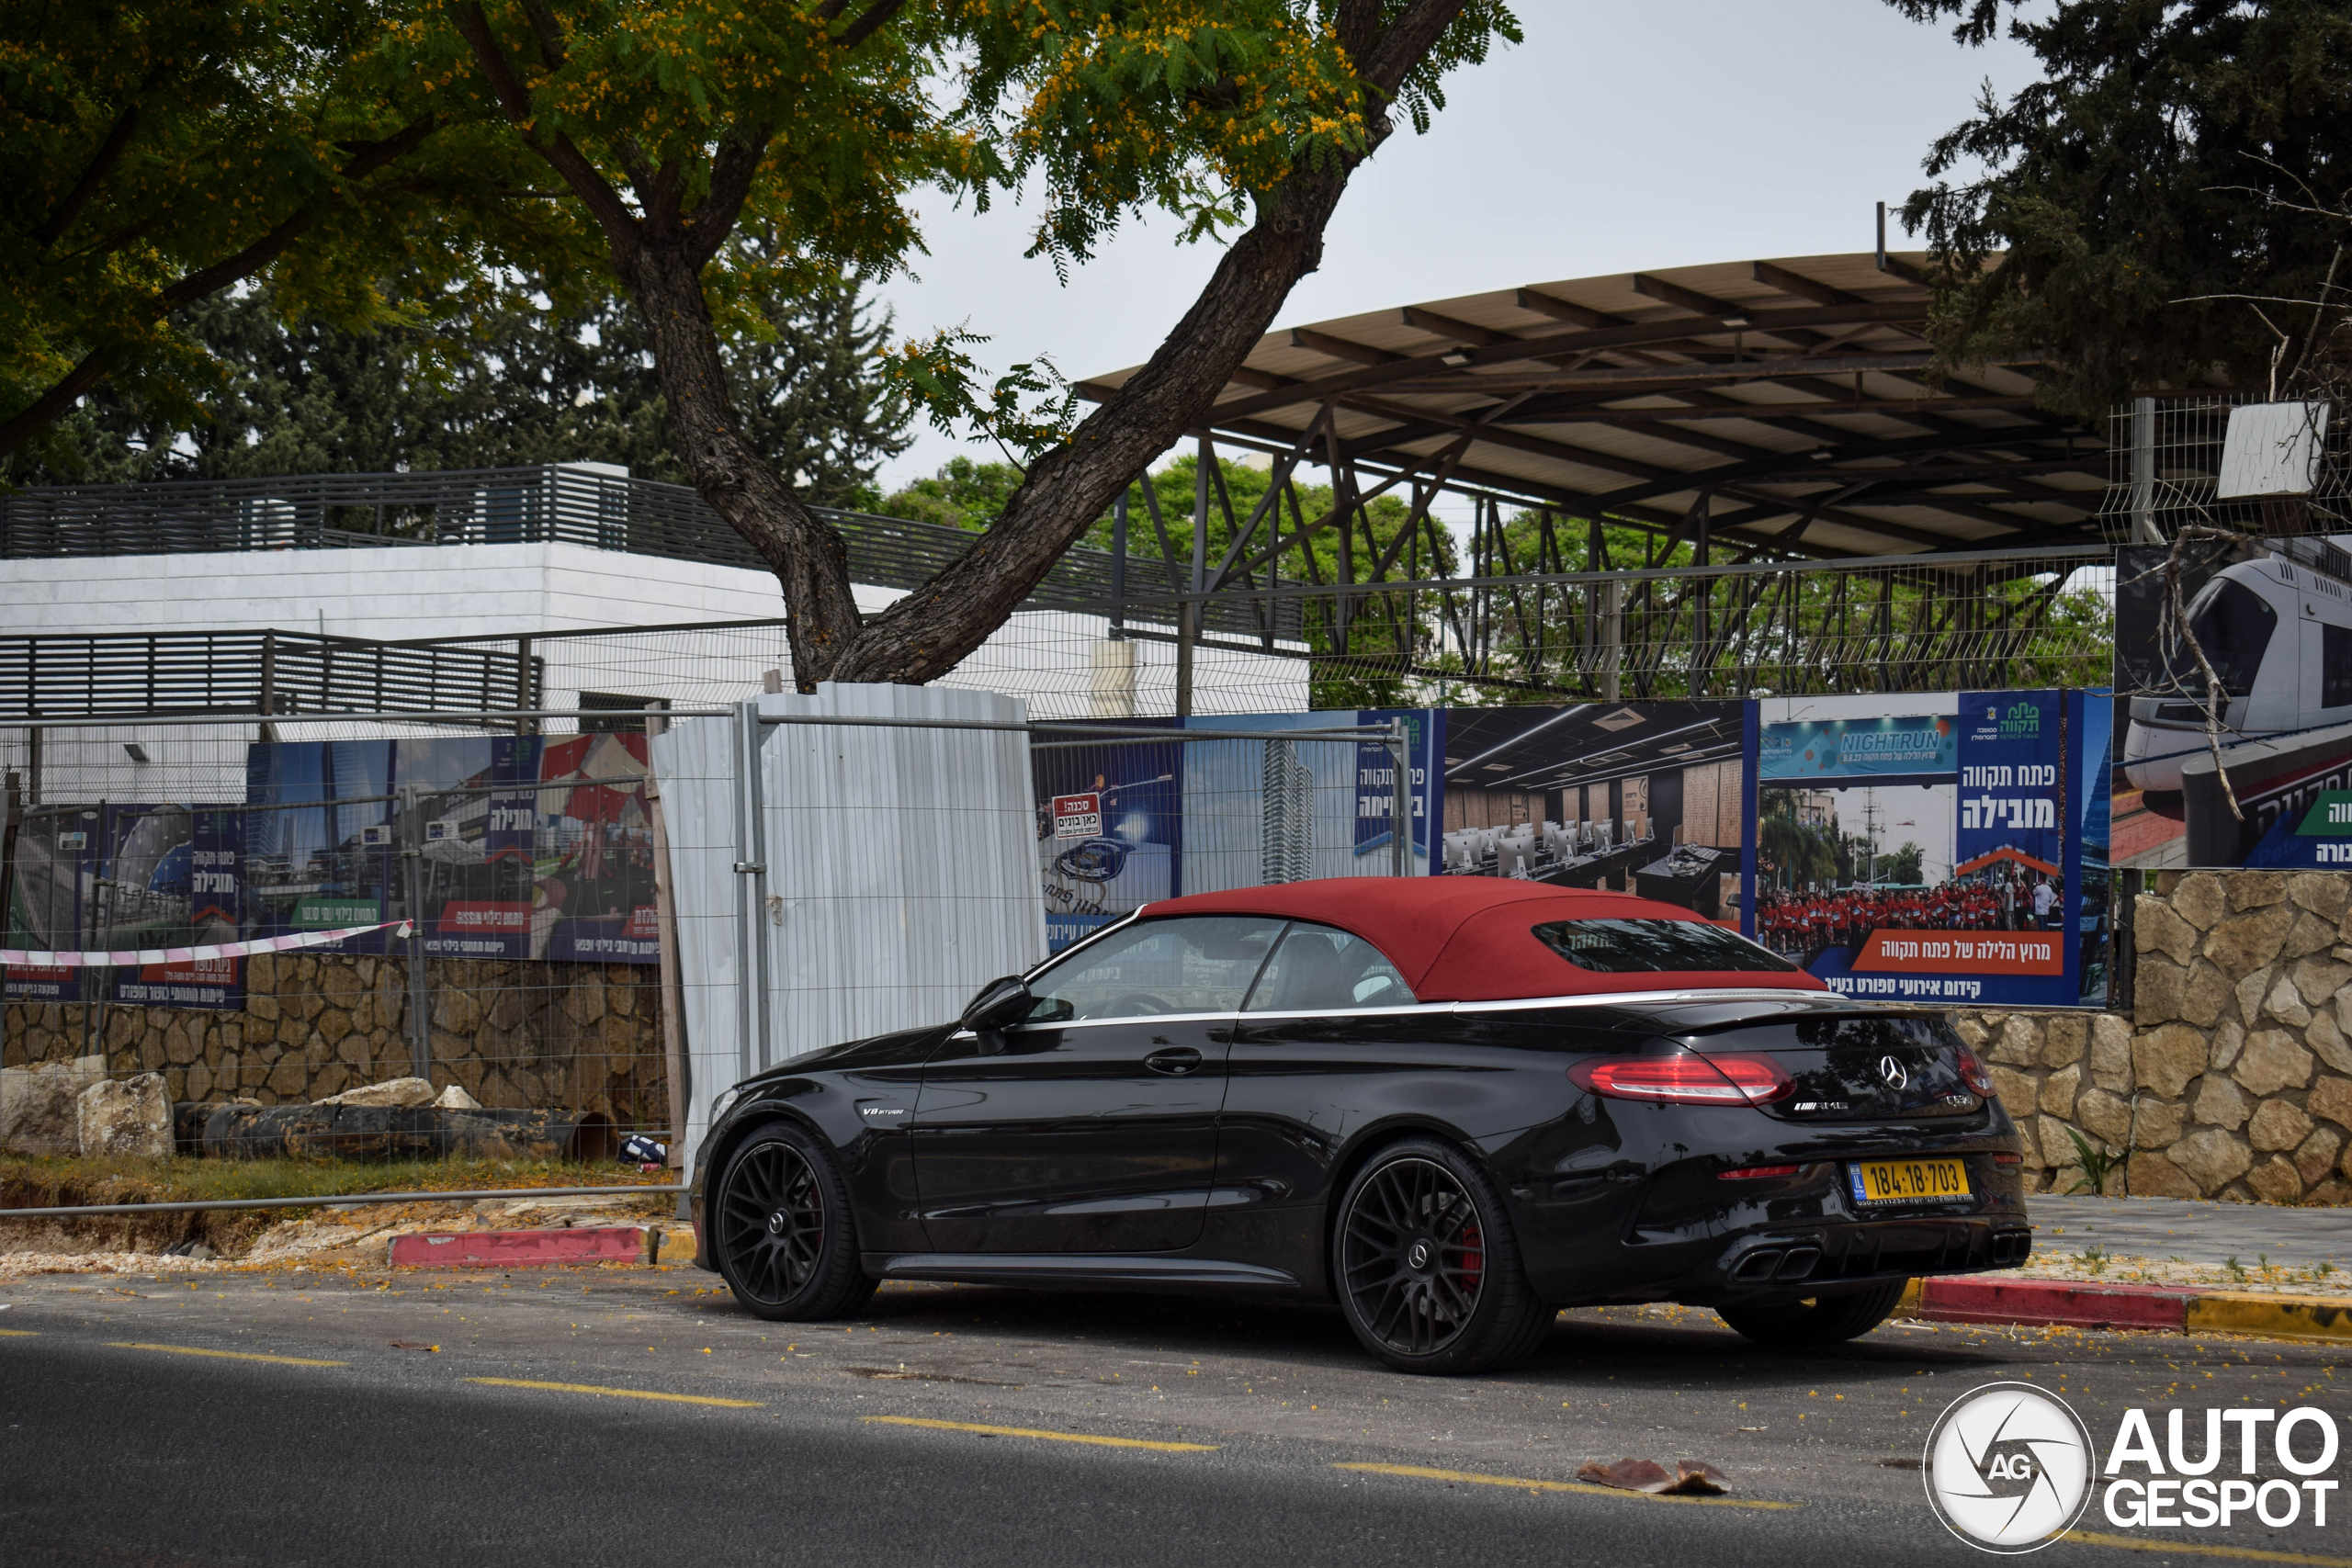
[1244,922,1415,1012]
[1024,916,1283,1023]
[2326,623,2352,710]
[1532,919,1796,974]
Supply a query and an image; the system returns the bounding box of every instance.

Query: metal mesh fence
[2098,392,2352,543]
[1,709,1397,1168]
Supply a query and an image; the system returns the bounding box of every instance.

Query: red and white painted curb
[1899,1276,2352,1342]
[387,1227,655,1269]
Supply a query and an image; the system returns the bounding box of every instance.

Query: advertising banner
[533,732,660,963]
[1033,719,1180,953]
[1353,708,1440,866]
[2111,533,2352,869]
[1755,692,2095,1008]
[1436,702,1746,920]
[1759,713,1956,783]
[4,805,245,1010]
[109,805,243,1010]
[240,734,660,964]
[4,810,97,1004]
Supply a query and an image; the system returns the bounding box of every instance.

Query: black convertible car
[690,877,2030,1374]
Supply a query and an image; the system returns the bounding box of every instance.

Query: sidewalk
[2014,1193,2352,1294]
[1894,1192,2352,1342]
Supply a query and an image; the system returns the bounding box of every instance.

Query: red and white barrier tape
[0,919,414,970]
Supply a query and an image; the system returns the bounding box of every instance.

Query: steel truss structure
[1069,252,2128,702]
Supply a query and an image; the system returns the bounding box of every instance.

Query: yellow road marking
[865,1415,1216,1453]
[106,1341,345,1367]
[2063,1529,2352,1566]
[1334,1461,1801,1510]
[0,1329,38,1337]
[465,1377,762,1409]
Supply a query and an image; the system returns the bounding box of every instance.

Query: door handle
[1144,1046,1203,1077]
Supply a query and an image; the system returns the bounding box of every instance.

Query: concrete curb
[1895,1277,2352,1342]
[387,1227,653,1269]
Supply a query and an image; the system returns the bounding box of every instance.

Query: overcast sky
[869,0,2045,504]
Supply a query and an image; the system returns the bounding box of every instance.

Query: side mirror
[961,976,1033,1034]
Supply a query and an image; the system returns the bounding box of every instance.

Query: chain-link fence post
[400,783,432,1081]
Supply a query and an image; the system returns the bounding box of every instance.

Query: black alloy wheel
[713,1122,875,1321]
[1716,1279,1908,1349]
[1332,1137,1552,1375]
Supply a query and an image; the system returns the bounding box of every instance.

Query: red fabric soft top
[1138,877,1825,1003]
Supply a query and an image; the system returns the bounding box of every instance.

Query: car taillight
[1954,1046,1996,1097]
[1568,1052,1792,1107]
[1992,1152,2022,1168]
[1719,1164,1800,1180]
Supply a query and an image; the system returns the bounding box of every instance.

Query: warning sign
[1052,793,1102,839]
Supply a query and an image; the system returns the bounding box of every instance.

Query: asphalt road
[3,1267,2348,1568]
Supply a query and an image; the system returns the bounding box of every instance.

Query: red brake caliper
[1455,1224,1483,1302]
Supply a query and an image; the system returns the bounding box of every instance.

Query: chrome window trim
[1022,907,1143,983]
[1005,1010,1238,1032]
[1450,987,1848,1014]
[1232,1000,1452,1023]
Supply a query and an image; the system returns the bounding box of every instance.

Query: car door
[1212,921,1441,1226]
[910,914,1283,1254]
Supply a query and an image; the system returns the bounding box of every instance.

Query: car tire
[1716,1280,1908,1349]
[712,1121,876,1322]
[1330,1136,1553,1376]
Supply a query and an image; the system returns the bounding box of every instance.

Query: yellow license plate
[1849,1157,1970,1204]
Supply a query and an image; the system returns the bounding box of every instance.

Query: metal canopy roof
[1080,253,2109,560]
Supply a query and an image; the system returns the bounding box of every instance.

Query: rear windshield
[1532,919,1797,974]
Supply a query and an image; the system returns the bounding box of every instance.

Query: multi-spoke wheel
[1331,1137,1552,1375]
[712,1122,874,1322]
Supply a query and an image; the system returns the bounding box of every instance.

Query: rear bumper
[1703,1214,2031,1299]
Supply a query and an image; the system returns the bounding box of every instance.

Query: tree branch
[0,115,442,458]
[835,0,907,51]
[0,344,119,457]
[519,0,571,69]
[687,122,775,265]
[450,2,642,257]
[33,105,141,250]
[828,1,1475,684]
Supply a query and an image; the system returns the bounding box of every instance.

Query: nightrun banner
[1753,691,2103,1009]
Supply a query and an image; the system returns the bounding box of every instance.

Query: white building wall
[3,542,1308,719]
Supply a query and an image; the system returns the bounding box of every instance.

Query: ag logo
[1923,1382,2094,1553]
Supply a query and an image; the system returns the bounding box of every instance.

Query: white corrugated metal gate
[651,683,1045,1168]
[650,685,1404,1170]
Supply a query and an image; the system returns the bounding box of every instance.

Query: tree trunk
[628,245,867,691]
[826,158,1359,687]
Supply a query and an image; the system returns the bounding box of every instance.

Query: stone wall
[3,953,671,1133]
[1956,871,2352,1204]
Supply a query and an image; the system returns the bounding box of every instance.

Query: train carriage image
[2122,536,2352,794]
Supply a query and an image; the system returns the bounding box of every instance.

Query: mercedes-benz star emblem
[1880,1055,1909,1089]
[766,1212,787,1235]
[1407,1240,1433,1270]
[1922,1382,2094,1553]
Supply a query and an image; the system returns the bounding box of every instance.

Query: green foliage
[1886,0,2352,417]
[2063,1124,2123,1197]
[1874,841,1926,886]
[1759,792,1841,892]
[7,274,910,505]
[0,0,581,460]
